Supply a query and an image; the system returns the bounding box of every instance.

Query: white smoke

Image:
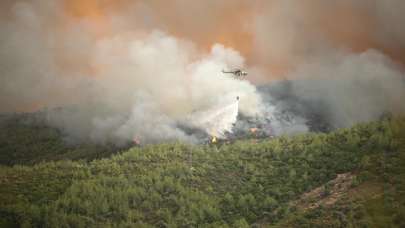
[55,33,263,144]
[0,2,263,145]
[189,97,239,138]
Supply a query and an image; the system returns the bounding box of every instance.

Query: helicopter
[222,69,248,79]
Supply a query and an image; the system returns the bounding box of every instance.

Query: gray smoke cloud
[286,50,405,128]
[0,1,263,144]
[259,50,405,135]
[1,0,405,144]
[253,0,405,65]
[252,0,405,134]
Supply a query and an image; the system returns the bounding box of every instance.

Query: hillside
[0,117,404,227]
[0,113,123,165]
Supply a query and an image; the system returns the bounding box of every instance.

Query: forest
[0,115,404,227]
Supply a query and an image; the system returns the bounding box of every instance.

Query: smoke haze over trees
[1,0,404,144]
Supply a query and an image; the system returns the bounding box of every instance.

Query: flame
[250,128,259,134]
[133,137,141,145]
[211,136,217,144]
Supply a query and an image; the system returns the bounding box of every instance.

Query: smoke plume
[1,0,405,144]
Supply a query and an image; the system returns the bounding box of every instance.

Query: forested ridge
[0,113,123,165]
[0,116,404,227]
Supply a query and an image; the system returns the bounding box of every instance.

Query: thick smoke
[286,51,405,128]
[1,0,405,144]
[253,1,405,133]
[0,1,262,144]
[253,0,405,67]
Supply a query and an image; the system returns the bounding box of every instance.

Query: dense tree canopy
[0,117,404,227]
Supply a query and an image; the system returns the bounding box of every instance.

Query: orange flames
[250,128,258,134]
[133,137,141,145]
[211,136,217,144]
